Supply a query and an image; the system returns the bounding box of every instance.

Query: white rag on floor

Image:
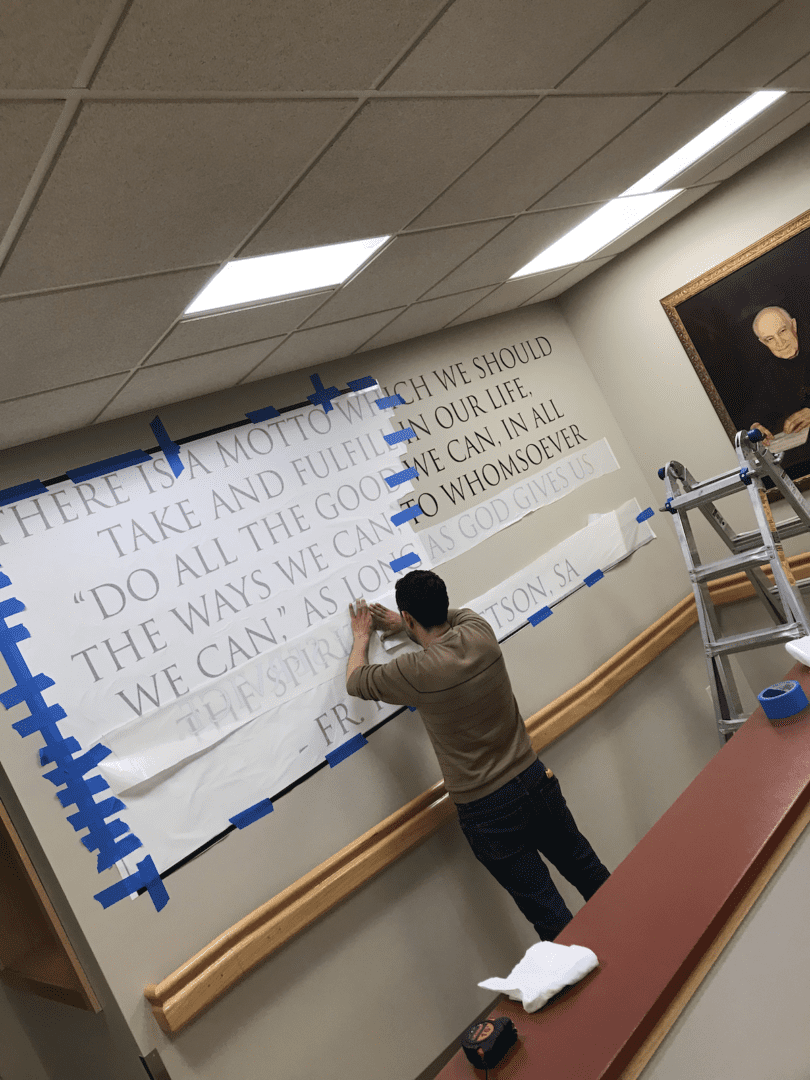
[478,942,599,1013]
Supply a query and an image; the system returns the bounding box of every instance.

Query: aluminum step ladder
[659,428,810,743]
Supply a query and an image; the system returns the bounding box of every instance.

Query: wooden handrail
[145,554,810,1033]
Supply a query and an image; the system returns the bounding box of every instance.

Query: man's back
[347,608,535,802]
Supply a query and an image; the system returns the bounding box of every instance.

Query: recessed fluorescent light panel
[511,90,786,277]
[623,90,786,196]
[184,236,390,316]
[511,190,681,277]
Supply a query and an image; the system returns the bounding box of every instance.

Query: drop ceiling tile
[410,95,657,229]
[94,0,440,91]
[240,98,534,257]
[696,98,810,185]
[559,0,773,93]
[1,0,109,88]
[302,221,510,327]
[532,93,744,211]
[422,206,599,298]
[673,92,810,187]
[447,275,567,325]
[0,268,211,398]
[679,0,810,90]
[242,312,402,384]
[0,375,126,452]
[96,339,285,422]
[358,289,497,350]
[0,103,63,236]
[383,0,643,90]
[525,256,615,302]
[773,52,810,90]
[145,293,332,365]
[0,100,352,295]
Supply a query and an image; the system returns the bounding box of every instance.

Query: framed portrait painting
[661,208,810,483]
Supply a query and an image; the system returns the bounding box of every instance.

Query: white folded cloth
[785,637,810,667]
[478,942,599,1013]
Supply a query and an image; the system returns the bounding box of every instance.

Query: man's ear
[401,610,415,631]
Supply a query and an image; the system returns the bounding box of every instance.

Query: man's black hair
[395,570,449,629]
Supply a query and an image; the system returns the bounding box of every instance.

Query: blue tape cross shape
[94,855,169,912]
[307,373,341,414]
[150,416,184,478]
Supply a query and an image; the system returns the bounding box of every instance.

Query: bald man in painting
[749,306,810,448]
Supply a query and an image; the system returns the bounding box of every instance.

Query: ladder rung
[692,547,768,581]
[707,623,807,656]
[668,476,746,512]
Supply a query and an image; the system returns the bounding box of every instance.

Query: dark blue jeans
[456,758,610,940]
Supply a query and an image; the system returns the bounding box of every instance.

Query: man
[749,306,810,447]
[346,569,609,941]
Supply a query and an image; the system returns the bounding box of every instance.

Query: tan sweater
[347,608,535,803]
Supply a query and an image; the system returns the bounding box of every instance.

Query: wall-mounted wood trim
[145,555,810,1034]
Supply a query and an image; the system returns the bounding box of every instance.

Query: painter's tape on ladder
[757,680,809,720]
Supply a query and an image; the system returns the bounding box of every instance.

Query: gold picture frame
[661,207,810,482]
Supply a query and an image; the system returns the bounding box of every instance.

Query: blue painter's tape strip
[385,467,418,488]
[585,569,604,587]
[0,480,48,507]
[66,449,151,484]
[528,606,553,626]
[326,733,368,768]
[149,416,184,478]
[307,373,341,414]
[636,506,655,522]
[246,404,280,423]
[347,376,378,392]
[40,736,81,766]
[95,831,143,872]
[391,504,421,526]
[375,395,406,410]
[390,551,420,573]
[230,798,274,829]
[82,818,130,852]
[407,706,417,712]
[383,427,416,446]
[94,854,168,912]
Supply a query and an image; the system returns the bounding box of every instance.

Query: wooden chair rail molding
[145,554,810,1034]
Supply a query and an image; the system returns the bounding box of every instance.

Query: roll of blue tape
[757,680,809,720]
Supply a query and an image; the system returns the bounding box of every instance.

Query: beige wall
[8,122,810,1078]
[0,296,721,1080]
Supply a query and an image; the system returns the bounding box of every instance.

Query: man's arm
[346,600,373,689]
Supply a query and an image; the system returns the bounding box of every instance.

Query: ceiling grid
[0,0,807,445]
